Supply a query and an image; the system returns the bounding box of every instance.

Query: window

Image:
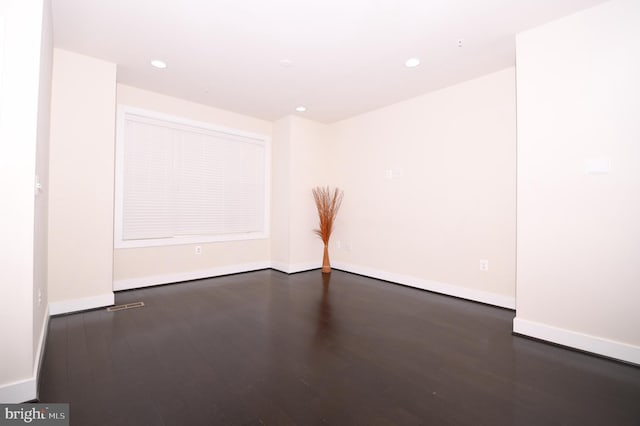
[115,107,269,248]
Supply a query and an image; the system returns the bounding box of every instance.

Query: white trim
[332,261,516,309]
[118,106,269,142]
[115,233,270,249]
[113,261,271,291]
[34,305,49,400]
[0,378,35,404]
[0,306,49,403]
[513,317,640,365]
[49,292,114,316]
[269,261,290,273]
[270,261,321,274]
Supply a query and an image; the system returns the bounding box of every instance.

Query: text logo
[0,404,68,425]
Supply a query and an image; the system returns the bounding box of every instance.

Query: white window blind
[122,119,173,240]
[115,107,269,248]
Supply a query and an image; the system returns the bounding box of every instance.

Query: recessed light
[279,59,294,67]
[295,106,307,112]
[151,60,167,69]
[405,57,420,68]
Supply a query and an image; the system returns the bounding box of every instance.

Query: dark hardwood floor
[39,270,640,425]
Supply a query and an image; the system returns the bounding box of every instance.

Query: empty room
[1,0,639,424]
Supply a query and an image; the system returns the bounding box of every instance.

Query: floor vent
[107,301,145,312]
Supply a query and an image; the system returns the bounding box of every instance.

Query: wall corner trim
[513,317,640,365]
[49,292,114,316]
[270,261,321,274]
[269,261,291,273]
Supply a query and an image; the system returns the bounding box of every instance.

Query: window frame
[114,106,270,249]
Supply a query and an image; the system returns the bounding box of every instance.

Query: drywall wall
[0,0,51,403]
[327,68,517,308]
[48,49,116,313]
[270,116,292,269]
[289,117,331,268]
[514,0,640,364]
[271,116,331,272]
[33,0,52,374]
[113,85,272,289]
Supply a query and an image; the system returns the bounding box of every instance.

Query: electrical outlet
[479,259,489,271]
[195,246,202,255]
[37,289,42,307]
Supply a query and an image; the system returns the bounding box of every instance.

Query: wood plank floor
[39,270,640,425]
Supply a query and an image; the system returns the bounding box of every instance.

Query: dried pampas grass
[312,186,344,273]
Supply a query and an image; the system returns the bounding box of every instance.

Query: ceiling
[51,0,606,123]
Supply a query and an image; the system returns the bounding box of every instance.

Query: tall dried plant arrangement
[312,186,344,273]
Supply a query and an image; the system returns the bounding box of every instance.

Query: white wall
[271,116,292,269]
[271,116,330,273]
[113,85,273,290]
[514,0,640,364]
[33,0,52,372]
[328,68,517,308]
[48,49,116,314]
[289,117,331,267]
[0,0,51,403]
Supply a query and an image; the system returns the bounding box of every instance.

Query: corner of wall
[0,306,49,403]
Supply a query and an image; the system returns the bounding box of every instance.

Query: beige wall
[327,68,517,307]
[514,0,640,363]
[117,84,272,135]
[33,0,52,372]
[48,49,116,312]
[271,116,292,267]
[289,117,331,267]
[271,116,332,272]
[113,85,272,288]
[0,0,51,403]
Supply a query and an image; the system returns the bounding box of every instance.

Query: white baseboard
[49,292,114,315]
[34,306,49,400]
[270,261,320,274]
[513,317,640,365]
[0,306,49,403]
[332,262,516,309]
[269,261,290,273]
[0,378,36,404]
[113,261,271,291]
